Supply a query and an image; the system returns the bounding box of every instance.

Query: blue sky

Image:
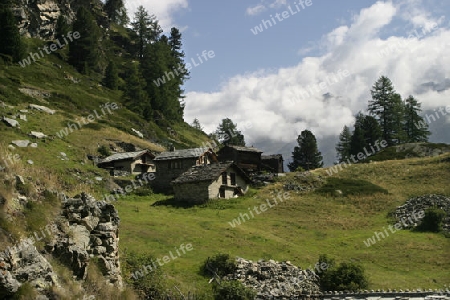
[126,0,450,165]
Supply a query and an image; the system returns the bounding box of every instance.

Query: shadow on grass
[151,197,200,208]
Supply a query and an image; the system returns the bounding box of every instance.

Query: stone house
[261,154,284,173]
[217,145,262,174]
[172,162,252,204]
[97,150,155,176]
[153,147,218,192]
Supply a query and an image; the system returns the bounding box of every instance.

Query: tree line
[0,0,189,123]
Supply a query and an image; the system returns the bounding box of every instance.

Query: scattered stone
[30,131,47,139]
[131,128,144,138]
[27,160,34,165]
[8,145,15,151]
[95,176,103,181]
[19,109,28,113]
[30,143,38,148]
[15,175,25,185]
[223,257,322,299]
[394,194,450,232]
[283,171,325,192]
[47,193,122,287]
[2,117,20,128]
[28,104,55,115]
[18,114,27,121]
[11,140,30,148]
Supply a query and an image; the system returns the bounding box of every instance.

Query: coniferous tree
[55,15,70,42]
[0,7,25,63]
[123,63,151,120]
[336,125,352,163]
[288,130,323,171]
[104,61,119,90]
[404,95,430,142]
[131,6,161,59]
[349,123,366,157]
[215,118,245,146]
[361,114,382,146]
[191,118,203,131]
[368,76,404,145]
[69,7,101,74]
[105,0,129,25]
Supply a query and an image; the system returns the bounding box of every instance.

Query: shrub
[416,208,446,233]
[201,253,236,278]
[98,145,111,157]
[212,281,256,300]
[319,257,368,292]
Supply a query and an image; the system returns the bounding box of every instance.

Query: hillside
[114,153,450,296]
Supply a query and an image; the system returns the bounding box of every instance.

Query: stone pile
[224,257,322,299]
[47,192,123,288]
[394,194,450,231]
[283,171,324,192]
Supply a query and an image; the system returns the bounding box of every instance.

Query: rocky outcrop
[394,194,450,232]
[11,0,76,39]
[224,257,322,299]
[46,192,122,288]
[283,171,325,192]
[0,244,59,297]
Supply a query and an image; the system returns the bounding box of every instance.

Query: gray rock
[27,160,34,165]
[30,143,38,148]
[11,140,30,148]
[18,114,27,121]
[28,104,55,115]
[30,131,47,139]
[131,128,144,138]
[2,117,20,128]
[15,174,25,185]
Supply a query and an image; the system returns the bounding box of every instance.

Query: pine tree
[349,123,366,157]
[105,0,129,25]
[404,95,430,142]
[191,118,203,131]
[123,63,151,120]
[215,118,245,146]
[55,15,70,42]
[361,115,382,146]
[288,130,323,171]
[0,7,25,63]
[104,61,119,90]
[336,125,352,163]
[368,76,404,145]
[69,7,101,74]
[131,6,161,59]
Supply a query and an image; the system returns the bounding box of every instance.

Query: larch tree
[288,129,323,171]
[215,118,245,146]
[336,125,352,163]
[404,95,430,142]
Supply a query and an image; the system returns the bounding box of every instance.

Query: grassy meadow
[114,153,450,296]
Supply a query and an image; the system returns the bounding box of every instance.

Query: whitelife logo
[19,31,81,67]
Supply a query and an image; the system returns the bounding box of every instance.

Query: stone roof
[154,147,210,161]
[222,145,262,153]
[172,162,251,184]
[262,154,283,160]
[99,150,153,164]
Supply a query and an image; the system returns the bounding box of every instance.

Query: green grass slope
[115,154,450,296]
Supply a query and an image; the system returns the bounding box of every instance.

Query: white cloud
[246,0,288,16]
[185,1,450,164]
[246,4,267,16]
[125,0,188,31]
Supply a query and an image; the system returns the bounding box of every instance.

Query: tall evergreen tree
[55,15,71,42]
[131,6,162,59]
[349,123,366,157]
[105,0,129,25]
[215,118,245,146]
[191,118,203,131]
[404,95,430,142]
[361,114,382,146]
[368,76,404,145]
[123,63,151,120]
[288,130,323,171]
[69,7,101,74]
[0,7,24,63]
[336,125,352,163]
[104,61,119,90]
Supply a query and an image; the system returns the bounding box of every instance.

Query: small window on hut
[221,172,227,184]
[230,173,236,185]
[219,188,225,198]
